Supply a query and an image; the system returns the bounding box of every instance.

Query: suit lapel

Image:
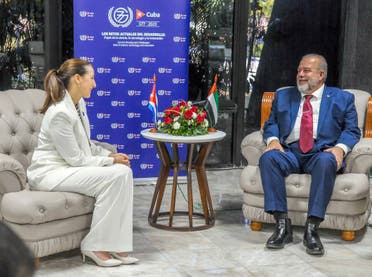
[290,89,301,132]
[317,86,333,133]
[64,92,91,152]
[64,92,79,120]
[78,99,91,140]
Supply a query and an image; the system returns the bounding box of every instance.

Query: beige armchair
[240,88,372,241]
[0,89,115,259]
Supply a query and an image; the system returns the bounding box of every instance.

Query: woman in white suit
[27,58,138,267]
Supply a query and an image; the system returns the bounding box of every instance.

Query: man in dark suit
[259,54,361,255]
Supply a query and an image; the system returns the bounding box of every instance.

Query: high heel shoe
[111,253,139,265]
[81,250,122,267]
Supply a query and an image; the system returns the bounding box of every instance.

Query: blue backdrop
[74,0,190,179]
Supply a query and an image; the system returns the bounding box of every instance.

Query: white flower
[188,120,192,125]
[202,119,209,127]
[187,101,192,107]
[192,112,197,119]
[173,122,181,130]
[174,116,180,122]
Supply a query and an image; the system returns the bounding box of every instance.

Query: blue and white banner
[74,1,190,179]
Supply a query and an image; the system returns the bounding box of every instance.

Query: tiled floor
[35,169,372,276]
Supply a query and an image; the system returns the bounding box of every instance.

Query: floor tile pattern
[35,169,372,276]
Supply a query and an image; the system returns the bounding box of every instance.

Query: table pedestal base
[148,141,215,231]
[149,211,214,231]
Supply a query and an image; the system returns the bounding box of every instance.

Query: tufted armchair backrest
[0,89,45,171]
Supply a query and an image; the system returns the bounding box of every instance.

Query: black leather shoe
[303,221,324,255]
[266,218,293,249]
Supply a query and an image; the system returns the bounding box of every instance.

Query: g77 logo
[108,7,133,28]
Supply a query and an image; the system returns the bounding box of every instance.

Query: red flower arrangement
[157,100,209,136]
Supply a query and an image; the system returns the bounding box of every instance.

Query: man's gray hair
[302,53,328,80]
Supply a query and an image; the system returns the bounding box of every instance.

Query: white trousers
[50,164,133,252]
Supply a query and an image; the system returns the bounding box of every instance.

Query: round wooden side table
[141,129,226,231]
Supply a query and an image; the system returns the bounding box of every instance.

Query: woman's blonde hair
[40,58,91,113]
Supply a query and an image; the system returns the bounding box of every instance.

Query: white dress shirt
[286,85,323,144]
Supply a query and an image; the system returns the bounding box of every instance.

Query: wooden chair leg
[342,230,355,241]
[35,257,40,268]
[250,221,262,231]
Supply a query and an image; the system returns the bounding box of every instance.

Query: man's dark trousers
[259,142,338,218]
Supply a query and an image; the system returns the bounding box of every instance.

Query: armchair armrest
[241,130,266,166]
[0,153,26,194]
[344,138,372,174]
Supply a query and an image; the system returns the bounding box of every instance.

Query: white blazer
[27,91,114,190]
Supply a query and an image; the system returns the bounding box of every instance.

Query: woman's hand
[109,153,131,167]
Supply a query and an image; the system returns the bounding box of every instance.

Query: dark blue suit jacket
[263,86,361,151]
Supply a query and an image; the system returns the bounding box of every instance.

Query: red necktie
[299,95,313,153]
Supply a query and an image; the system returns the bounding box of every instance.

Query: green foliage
[257,0,275,18]
[0,0,43,89]
[253,43,263,57]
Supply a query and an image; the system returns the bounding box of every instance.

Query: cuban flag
[148,74,157,124]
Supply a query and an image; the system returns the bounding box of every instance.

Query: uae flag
[205,75,219,127]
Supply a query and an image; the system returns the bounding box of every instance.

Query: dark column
[339,0,372,92]
[246,0,342,132]
[44,0,62,72]
[231,0,249,165]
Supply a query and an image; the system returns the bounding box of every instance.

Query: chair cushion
[4,214,92,242]
[240,165,369,201]
[242,204,370,231]
[1,190,94,224]
[244,193,369,215]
